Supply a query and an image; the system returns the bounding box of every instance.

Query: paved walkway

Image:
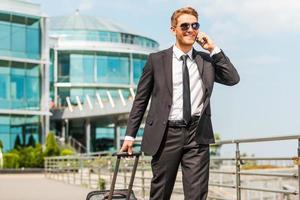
[0,174,94,200]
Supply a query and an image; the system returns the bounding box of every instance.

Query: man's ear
[170,26,176,36]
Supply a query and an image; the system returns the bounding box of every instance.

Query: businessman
[120,6,240,200]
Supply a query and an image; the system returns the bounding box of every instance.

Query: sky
[31,0,300,157]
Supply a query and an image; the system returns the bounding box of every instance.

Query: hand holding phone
[196,32,216,53]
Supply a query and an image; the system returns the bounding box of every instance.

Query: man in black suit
[120,6,240,200]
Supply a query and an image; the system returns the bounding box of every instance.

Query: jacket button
[163,121,166,125]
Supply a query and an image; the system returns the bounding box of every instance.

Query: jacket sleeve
[212,50,240,86]
[125,54,154,138]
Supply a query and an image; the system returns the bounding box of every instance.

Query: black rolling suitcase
[86,152,140,200]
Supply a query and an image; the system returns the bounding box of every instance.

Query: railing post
[141,154,145,199]
[124,161,128,187]
[235,142,241,200]
[297,138,300,200]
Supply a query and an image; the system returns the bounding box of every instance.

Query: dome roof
[49,10,135,34]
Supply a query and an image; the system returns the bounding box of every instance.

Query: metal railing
[68,136,87,153]
[45,134,300,200]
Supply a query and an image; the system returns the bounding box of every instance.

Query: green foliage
[0,139,3,149]
[18,145,44,168]
[44,132,60,157]
[3,152,20,168]
[98,178,106,190]
[4,144,44,168]
[60,148,75,156]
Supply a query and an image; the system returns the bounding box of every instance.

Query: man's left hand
[196,32,216,53]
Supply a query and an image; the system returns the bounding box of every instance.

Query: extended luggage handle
[108,152,141,200]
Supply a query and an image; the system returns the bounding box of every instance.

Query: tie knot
[181,55,188,62]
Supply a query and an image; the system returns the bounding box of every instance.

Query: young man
[120,7,240,200]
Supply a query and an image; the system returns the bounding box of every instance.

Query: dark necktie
[181,55,191,124]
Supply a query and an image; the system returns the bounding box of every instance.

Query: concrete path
[0,174,94,200]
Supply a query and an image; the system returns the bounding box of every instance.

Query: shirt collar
[173,45,193,60]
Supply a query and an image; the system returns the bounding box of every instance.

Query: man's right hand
[120,140,134,155]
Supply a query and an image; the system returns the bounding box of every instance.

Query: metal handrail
[68,136,87,153]
[44,134,300,200]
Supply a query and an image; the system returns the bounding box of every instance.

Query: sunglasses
[178,22,200,31]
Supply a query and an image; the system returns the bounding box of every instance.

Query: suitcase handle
[103,191,127,199]
[108,151,140,200]
[113,152,141,157]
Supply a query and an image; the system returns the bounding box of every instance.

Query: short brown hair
[171,7,198,27]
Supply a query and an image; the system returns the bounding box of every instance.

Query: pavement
[0,174,94,200]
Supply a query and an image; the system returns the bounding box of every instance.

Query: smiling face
[171,14,199,52]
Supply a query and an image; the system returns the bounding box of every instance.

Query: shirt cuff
[124,136,135,141]
[210,46,221,57]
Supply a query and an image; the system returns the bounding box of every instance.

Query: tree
[14,135,22,149]
[27,134,36,147]
[44,132,60,157]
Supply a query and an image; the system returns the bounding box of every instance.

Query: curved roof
[49,10,136,34]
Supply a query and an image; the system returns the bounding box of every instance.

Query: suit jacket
[126,46,240,156]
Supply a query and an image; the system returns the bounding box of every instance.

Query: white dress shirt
[169,45,204,120]
[125,45,221,141]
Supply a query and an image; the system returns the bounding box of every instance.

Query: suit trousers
[149,119,210,200]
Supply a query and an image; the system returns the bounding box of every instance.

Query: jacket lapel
[162,47,173,97]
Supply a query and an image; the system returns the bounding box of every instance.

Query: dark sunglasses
[178,22,200,31]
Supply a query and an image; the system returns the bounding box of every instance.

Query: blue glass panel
[99,31,109,41]
[70,54,83,82]
[110,32,120,42]
[11,63,26,108]
[96,56,107,82]
[57,88,70,106]
[26,28,40,59]
[96,127,114,139]
[97,55,129,84]
[83,55,95,83]
[26,64,39,77]
[26,77,40,109]
[133,57,147,84]
[58,53,70,82]
[0,22,10,53]
[11,24,26,56]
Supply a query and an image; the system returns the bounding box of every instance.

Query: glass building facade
[50,12,158,152]
[0,0,48,152]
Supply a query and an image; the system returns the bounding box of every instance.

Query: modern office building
[49,11,159,153]
[0,0,49,151]
[0,0,159,153]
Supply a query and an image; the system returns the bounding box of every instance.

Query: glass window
[99,31,109,41]
[26,28,40,59]
[11,62,26,108]
[57,88,70,106]
[25,77,40,109]
[70,54,84,82]
[83,54,95,83]
[0,62,10,109]
[11,24,26,54]
[97,54,130,84]
[0,22,10,52]
[96,127,114,139]
[0,13,10,23]
[110,32,120,42]
[133,56,147,84]
[58,53,70,82]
